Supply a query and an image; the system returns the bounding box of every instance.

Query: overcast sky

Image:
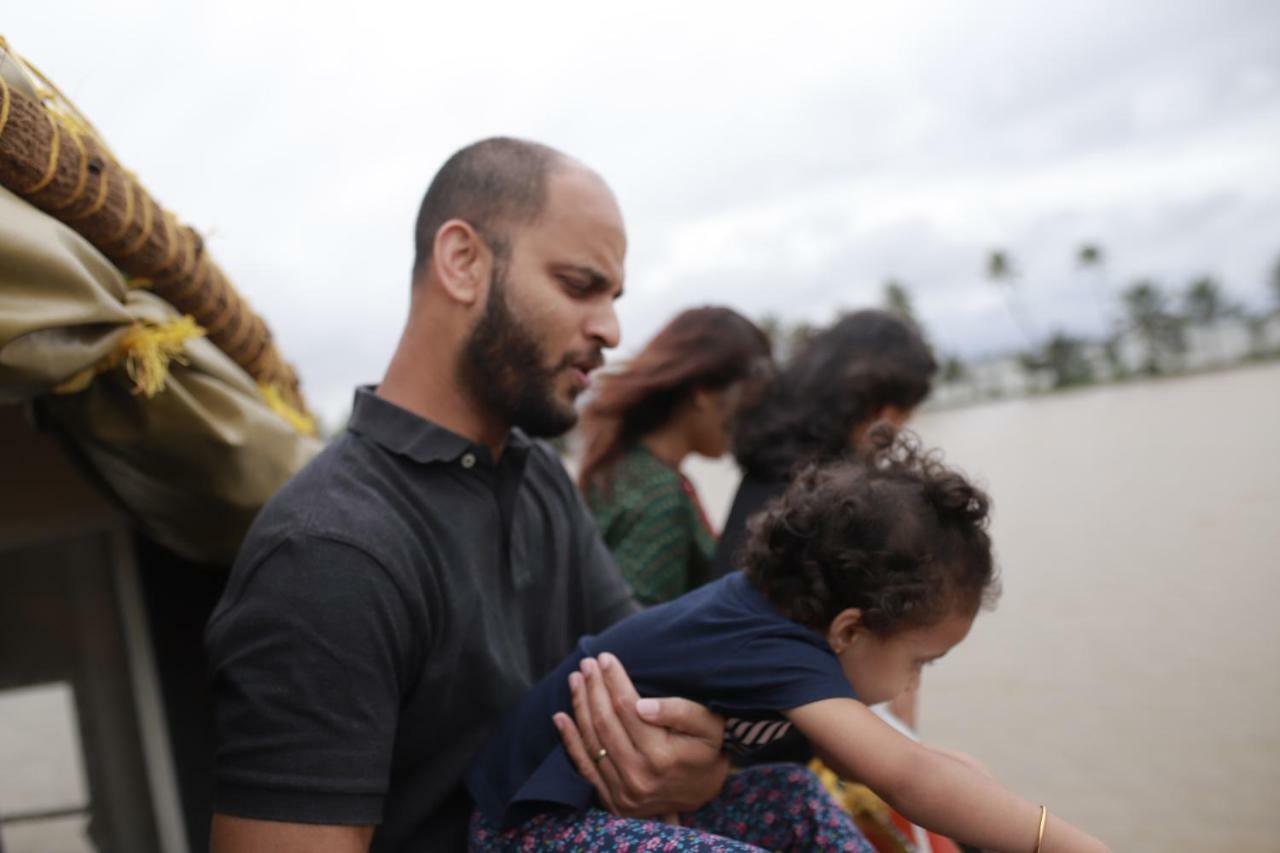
[7,0,1280,425]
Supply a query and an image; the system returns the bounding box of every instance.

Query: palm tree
[1245,315,1268,359]
[987,249,1013,281]
[1122,280,1184,374]
[986,249,1037,349]
[1270,255,1280,310]
[883,279,918,327]
[786,321,815,361]
[1040,331,1093,388]
[941,355,968,383]
[1076,242,1122,377]
[755,313,811,361]
[1184,276,1227,325]
[1077,243,1113,329]
[757,313,784,350]
[1185,276,1241,365]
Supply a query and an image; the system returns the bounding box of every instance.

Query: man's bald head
[412,137,569,282]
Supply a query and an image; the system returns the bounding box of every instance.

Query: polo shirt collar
[347,386,532,467]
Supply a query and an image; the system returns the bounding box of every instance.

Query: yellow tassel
[54,315,205,398]
[118,315,205,397]
[259,383,317,436]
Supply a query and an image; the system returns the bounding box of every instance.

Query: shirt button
[460,453,476,469]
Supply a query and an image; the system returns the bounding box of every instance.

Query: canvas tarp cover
[1,185,320,564]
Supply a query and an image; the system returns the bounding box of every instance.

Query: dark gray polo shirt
[206,387,638,852]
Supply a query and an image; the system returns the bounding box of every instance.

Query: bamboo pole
[0,40,309,417]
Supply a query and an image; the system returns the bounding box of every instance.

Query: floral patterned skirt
[470,763,875,851]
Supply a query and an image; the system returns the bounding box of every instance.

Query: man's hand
[552,653,729,818]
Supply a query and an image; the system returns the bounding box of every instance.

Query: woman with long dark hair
[705,308,939,811]
[578,306,772,606]
[713,309,938,579]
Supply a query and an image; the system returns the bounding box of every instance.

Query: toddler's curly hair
[743,427,1000,634]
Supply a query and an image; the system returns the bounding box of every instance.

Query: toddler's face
[836,611,974,706]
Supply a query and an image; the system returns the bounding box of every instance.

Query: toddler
[467,431,1108,852]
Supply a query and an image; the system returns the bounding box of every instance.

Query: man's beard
[458,270,584,438]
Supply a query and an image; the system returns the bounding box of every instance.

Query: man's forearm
[210,814,373,853]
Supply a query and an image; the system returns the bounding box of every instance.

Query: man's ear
[430,219,492,307]
[827,608,864,653]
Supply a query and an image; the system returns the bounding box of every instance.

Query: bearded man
[206,139,728,852]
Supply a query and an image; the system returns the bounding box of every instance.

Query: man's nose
[586,300,621,350]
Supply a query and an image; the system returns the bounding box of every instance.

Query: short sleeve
[205,534,417,825]
[702,632,856,717]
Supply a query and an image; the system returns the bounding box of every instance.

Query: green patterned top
[586,445,717,606]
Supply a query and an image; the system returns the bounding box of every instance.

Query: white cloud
[5,0,1278,425]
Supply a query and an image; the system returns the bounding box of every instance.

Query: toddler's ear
[827,608,864,653]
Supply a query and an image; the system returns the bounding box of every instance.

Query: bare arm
[553,653,729,818]
[788,699,1109,853]
[210,814,373,853]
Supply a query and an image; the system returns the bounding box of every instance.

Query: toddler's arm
[787,699,1109,853]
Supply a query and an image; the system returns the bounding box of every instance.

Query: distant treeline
[760,245,1280,393]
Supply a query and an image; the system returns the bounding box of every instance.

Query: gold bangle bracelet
[1035,804,1048,853]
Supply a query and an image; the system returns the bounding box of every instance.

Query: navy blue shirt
[467,572,857,829]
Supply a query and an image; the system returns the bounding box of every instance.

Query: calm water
[686,362,1280,852]
[6,365,1273,852]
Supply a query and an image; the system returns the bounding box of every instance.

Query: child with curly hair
[467,431,1109,852]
